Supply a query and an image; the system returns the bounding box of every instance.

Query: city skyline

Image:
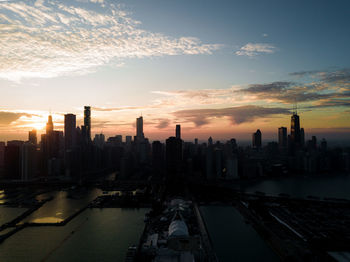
[1,2,350,261]
[0,104,348,143]
[0,0,349,142]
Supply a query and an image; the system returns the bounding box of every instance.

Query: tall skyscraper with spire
[46,115,53,134]
[291,113,301,145]
[136,116,144,140]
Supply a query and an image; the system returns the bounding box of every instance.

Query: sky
[0,0,349,142]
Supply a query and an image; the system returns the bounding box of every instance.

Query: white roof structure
[168,220,189,238]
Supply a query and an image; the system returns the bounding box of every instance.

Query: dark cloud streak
[173,105,290,126]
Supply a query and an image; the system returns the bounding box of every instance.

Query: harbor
[2,175,350,261]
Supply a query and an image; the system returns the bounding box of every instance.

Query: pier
[193,203,218,262]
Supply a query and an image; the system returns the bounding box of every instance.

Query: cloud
[235,43,276,57]
[306,99,350,109]
[0,0,220,81]
[243,81,292,94]
[289,70,322,78]
[319,69,350,84]
[92,106,142,112]
[238,81,340,103]
[154,119,170,129]
[0,111,33,125]
[152,88,239,105]
[173,105,290,126]
[290,69,350,84]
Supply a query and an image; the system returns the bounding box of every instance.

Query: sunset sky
[0,0,349,142]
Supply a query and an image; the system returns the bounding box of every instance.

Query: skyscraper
[136,116,144,140]
[152,141,163,177]
[0,142,5,169]
[28,129,37,145]
[125,136,132,144]
[46,115,53,135]
[21,142,36,181]
[278,127,287,149]
[84,106,91,141]
[291,113,301,145]
[64,114,76,149]
[176,124,181,139]
[252,129,262,149]
[165,136,182,175]
[300,128,305,146]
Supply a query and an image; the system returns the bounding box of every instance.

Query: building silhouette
[64,114,76,150]
[176,125,181,139]
[28,129,37,145]
[152,141,164,178]
[136,116,144,140]
[21,142,37,180]
[0,142,5,169]
[208,137,213,146]
[301,128,305,146]
[126,136,132,144]
[291,113,301,145]
[278,127,287,149]
[252,129,262,149]
[46,115,53,135]
[84,106,91,142]
[166,136,182,176]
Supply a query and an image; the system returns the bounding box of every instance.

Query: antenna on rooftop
[292,98,298,115]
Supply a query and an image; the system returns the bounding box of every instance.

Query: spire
[293,98,298,115]
[46,114,54,134]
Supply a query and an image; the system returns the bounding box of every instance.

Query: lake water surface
[0,208,148,262]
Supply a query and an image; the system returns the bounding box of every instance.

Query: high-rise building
[152,141,163,177]
[311,136,317,149]
[4,143,22,179]
[176,125,181,139]
[136,116,144,140]
[208,137,213,146]
[126,136,132,144]
[291,113,301,145]
[300,128,305,146]
[321,138,327,151]
[206,144,214,180]
[165,136,182,175]
[84,106,91,141]
[278,127,287,149]
[46,115,54,135]
[21,142,37,181]
[252,129,262,149]
[0,141,5,168]
[64,114,76,150]
[214,148,223,178]
[28,129,37,145]
[93,133,105,148]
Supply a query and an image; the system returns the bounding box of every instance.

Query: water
[0,208,148,262]
[240,174,350,199]
[0,206,28,226]
[201,206,279,262]
[22,188,101,224]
